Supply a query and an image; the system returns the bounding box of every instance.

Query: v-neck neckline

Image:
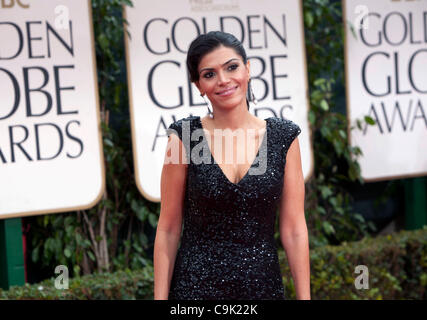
[196,116,270,187]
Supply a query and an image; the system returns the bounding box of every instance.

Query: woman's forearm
[153,229,181,300]
[281,227,311,300]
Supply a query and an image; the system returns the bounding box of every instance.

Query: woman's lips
[216,86,238,97]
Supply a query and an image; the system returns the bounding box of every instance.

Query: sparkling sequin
[166,115,301,300]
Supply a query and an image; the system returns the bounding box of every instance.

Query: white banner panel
[343,0,427,181]
[124,0,312,201]
[0,0,105,218]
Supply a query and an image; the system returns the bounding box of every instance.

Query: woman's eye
[203,71,214,79]
[228,64,238,71]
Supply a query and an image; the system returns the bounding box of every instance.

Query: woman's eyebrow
[199,58,240,74]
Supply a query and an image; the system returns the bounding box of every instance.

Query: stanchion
[0,218,25,290]
[404,177,427,230]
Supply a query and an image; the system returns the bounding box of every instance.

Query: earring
[248,79,258,105]
[201,93,214,118]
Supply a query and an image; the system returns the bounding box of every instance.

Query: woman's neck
[207,102,256,131]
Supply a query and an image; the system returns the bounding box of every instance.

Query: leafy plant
[274,0,376,249]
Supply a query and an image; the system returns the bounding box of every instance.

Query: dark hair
[186,31,247,83]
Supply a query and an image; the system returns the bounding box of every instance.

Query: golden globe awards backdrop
[343,0,427,181]
[0,0,105,218]
[124,0,313,201]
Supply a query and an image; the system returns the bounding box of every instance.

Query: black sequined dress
[165,115,301,300]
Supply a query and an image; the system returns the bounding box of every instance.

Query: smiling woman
[196,49,250,116]
[154,31,310,300]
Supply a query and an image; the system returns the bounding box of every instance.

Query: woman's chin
[213,96,246,110]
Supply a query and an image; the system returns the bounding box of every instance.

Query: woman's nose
[217,71,230,85]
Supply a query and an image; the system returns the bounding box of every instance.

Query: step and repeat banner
[343,0,427,181]
[0,0,105,218]
[124,0,313,201]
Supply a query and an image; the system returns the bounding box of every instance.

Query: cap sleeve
[166,119,191,164]
[282,119,301,160]
[166,121,183,141]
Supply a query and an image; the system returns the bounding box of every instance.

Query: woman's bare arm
[153,133,187,300]
[279,137,311,300]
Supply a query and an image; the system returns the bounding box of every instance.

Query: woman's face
[195,45,250,111]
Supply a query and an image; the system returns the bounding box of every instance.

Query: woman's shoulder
[166,115,200,140]
[267,116,301,132]
[168,115,199,128]
[267,116,301,150]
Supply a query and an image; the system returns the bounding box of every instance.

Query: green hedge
[0,267,154,300]
[1,228,426,299]
[281,227,427,300]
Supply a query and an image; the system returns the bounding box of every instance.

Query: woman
[154,31,310,300]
